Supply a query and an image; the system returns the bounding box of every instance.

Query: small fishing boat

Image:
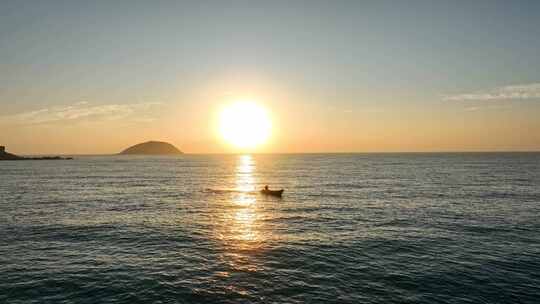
[260,189,284,197]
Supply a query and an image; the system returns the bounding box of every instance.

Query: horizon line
[15,150,540,156]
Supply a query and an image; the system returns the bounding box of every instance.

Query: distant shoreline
[0,146,73,161]
[0,156,73,161]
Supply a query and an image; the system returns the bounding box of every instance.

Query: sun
[219,101,271,149]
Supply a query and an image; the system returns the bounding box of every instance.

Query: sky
[1,0,540,154]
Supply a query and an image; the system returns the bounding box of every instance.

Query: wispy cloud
[464,104,513,112]
[0,102,162,125]
[444,83,540,101]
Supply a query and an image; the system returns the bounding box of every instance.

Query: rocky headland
[0,146,72,161]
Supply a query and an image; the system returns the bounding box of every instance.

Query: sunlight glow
[219,101,271,149]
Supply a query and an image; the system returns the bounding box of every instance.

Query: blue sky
[1,0,539,153]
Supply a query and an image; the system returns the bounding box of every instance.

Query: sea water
[1,153,539,303]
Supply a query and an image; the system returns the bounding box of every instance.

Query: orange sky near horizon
[2,78,539,155]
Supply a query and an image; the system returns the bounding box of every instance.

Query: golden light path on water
[231,155,259,244]
[215,154,266,283]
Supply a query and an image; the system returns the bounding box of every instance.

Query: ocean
[1,153,539,303]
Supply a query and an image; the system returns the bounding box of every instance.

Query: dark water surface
[1,153,539,303]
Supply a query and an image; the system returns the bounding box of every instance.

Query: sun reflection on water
[235,154,255,194]
[213,155,266,278]
[231,155,259,243]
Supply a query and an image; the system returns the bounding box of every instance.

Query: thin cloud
[0,102,162,125]
[464,104,513,112]
[444,83,540,101]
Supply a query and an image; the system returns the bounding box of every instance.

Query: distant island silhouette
[119,141,183,155]
[0,146,72,161]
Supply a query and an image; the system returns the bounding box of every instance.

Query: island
[0,146,72,161]
[119,141,183,155]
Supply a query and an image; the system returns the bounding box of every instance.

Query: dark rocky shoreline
[1,156,73,161]
[0,146,72,161]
